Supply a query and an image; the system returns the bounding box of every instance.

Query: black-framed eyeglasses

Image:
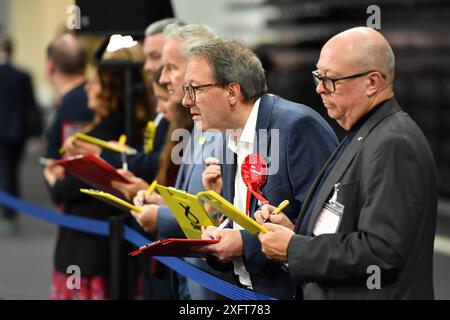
[182,83,223,103]
[312,70,386,93]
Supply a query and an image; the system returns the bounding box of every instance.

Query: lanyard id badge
[313,183,344,236]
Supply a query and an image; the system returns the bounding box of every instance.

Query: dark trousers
[0,141,25,219]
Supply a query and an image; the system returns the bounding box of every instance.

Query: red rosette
[241,153,269,215]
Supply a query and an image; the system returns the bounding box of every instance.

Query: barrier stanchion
[109,214,136,300]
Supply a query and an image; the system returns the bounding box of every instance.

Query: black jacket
[51,114,125,276]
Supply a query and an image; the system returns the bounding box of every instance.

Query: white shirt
[227,98,261,289]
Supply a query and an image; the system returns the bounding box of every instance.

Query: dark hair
[190,38,267,102]
[47,33,87,75]
[86,44,152,133]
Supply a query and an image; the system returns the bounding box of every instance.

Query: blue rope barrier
[0,191,275,300]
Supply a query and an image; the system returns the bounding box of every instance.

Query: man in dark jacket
[0,37,42,234]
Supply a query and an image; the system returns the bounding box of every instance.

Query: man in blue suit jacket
[183,38,338,299]
[0,37,42,233]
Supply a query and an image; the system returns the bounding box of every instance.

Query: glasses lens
[323,79,334,92]
[188,86,195,101]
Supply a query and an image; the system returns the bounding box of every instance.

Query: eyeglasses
[182,83,223,103]
[312,69,386,93]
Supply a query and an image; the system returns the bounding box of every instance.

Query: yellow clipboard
[197,190,269,235]
[80,188,142,213]
[156,185,214,239]
[74,132,137,155]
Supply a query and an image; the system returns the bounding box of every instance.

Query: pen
[263,200,290,223]
[119,134,128,170]
[217,217,230,230]
[208,217,230,240]
[145,180,158,196]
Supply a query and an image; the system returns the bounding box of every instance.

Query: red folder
[129,238,220,257]
[57,154,130,198]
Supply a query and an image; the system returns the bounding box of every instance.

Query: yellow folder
[80,188,142,213]
[156,185,215,239]
[197,190,269,235]
[74,132,137,155]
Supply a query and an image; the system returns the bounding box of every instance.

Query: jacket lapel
[294,142,343,231]
[306,99,402,235]
[250,94,274,216]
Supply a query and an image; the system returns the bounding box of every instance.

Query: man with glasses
[191,38,338,299]
[256,27,437,299]
[131,24,234,300]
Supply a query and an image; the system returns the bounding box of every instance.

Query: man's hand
[200,226,243,263]
[111,169,149,200]
[130,204,158,234]
[258,223,295,262]
[202,157,222,194]
[134,189,166,207]
[254,204,295,230]
[43,161,65,187]
[63,136,101,156]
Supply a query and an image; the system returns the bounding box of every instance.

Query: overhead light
[106,34,138,52]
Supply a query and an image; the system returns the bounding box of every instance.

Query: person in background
[44,43,148,300]
[60,18,186,300]
[45,33,93,160]
[0,36,42,235]
[63,18,186,185]
[124,66,194,300]
[131,24,233,300]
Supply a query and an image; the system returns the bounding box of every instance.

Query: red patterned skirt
[50,269,108,300]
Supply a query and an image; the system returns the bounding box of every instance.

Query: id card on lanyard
[313,183,344,236]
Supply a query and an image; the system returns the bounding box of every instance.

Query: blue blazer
[218,93,338,299]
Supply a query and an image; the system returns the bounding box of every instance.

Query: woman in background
[43,43,149,300]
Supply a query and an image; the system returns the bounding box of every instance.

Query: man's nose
[315,80,326,95]
[182,91,194,108]
[159,67,169,84]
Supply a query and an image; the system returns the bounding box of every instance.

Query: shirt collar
[228,98,261,153]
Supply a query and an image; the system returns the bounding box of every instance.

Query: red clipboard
[129,238,219,257]
[57,154,130,198]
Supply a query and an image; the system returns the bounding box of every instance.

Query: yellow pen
[118,134,127,147]
[118,134,128,170]
[145,180,158,196]
[264,200,290,222]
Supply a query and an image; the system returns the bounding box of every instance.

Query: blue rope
[0,191,275,300]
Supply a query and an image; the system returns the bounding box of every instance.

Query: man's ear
[227,83,241,106]
[46,59,56,76]
[366,71,384,97]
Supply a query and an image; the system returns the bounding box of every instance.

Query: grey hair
[144,18,185,37]
[163,23,217,58]
[190,37,267,101]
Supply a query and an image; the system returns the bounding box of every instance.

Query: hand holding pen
[254,200,295,231]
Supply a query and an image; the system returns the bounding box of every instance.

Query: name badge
[313,183,344,236]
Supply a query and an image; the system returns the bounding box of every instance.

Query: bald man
[255,27,437,299]
[45,33,93,159]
